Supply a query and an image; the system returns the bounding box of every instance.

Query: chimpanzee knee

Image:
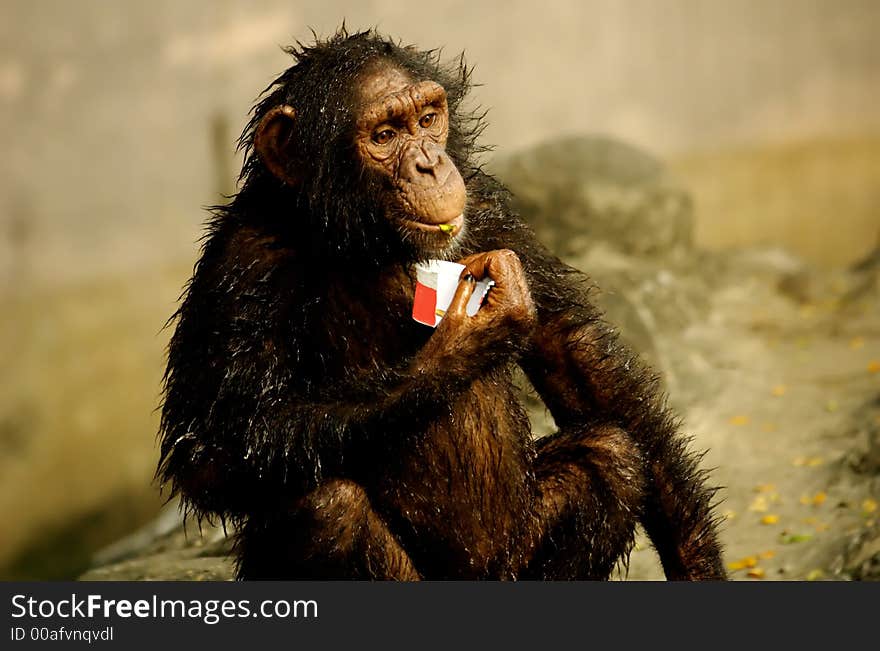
[525,424,646,579]
[236,479,372,579]
[237,479,420,580]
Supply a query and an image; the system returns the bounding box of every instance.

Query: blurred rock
[836,516,880,581]
[492,136,708,382]
[80,502,234,581]
[844,241,880,306]
[90,502,188,568]
[849,396,880,476]
[492,135,695,259]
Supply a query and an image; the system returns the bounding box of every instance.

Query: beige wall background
[1,0,879,577]
[2,0,879,285]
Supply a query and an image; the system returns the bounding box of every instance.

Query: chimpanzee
[157,29,726,580]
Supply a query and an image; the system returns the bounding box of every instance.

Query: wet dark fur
[157,29,726,580]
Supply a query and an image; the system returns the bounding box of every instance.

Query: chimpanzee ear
[254,105,298,185]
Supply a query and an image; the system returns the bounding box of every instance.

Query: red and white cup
[412,260,494,327]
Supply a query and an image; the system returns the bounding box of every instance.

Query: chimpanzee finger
[456,253,491,282]
[462,250,520,285]
[445,274,477,318]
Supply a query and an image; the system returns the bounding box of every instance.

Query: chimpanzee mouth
[400,213,464,237]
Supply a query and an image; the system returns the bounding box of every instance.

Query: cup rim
[414,259,465,276]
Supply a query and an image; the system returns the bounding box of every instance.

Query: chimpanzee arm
[530,272,724,578]
[159,360,461,521]
[521,261,725,579]
[158,221,513,522]
[158,313,500,521]
[468,200,725,580]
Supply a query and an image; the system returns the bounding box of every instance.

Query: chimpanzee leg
[521,423,645,579]
[236,479,420,580]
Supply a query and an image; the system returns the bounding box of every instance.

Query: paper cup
[412,260,494,327]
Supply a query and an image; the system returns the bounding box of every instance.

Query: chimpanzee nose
[415,145,440,176]
[402,142,446,183]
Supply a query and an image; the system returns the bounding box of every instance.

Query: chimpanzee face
[353,66,467,245]
[253,62,467,259]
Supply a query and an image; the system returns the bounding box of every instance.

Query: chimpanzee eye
[419,113,437,128]
[373,129,396,145]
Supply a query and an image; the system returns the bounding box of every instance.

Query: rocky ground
[80,137,880,581]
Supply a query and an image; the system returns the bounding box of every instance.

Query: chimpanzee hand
[414,250,536,380]
[457,249,536,334]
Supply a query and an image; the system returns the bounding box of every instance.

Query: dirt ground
[621,255,880,580]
